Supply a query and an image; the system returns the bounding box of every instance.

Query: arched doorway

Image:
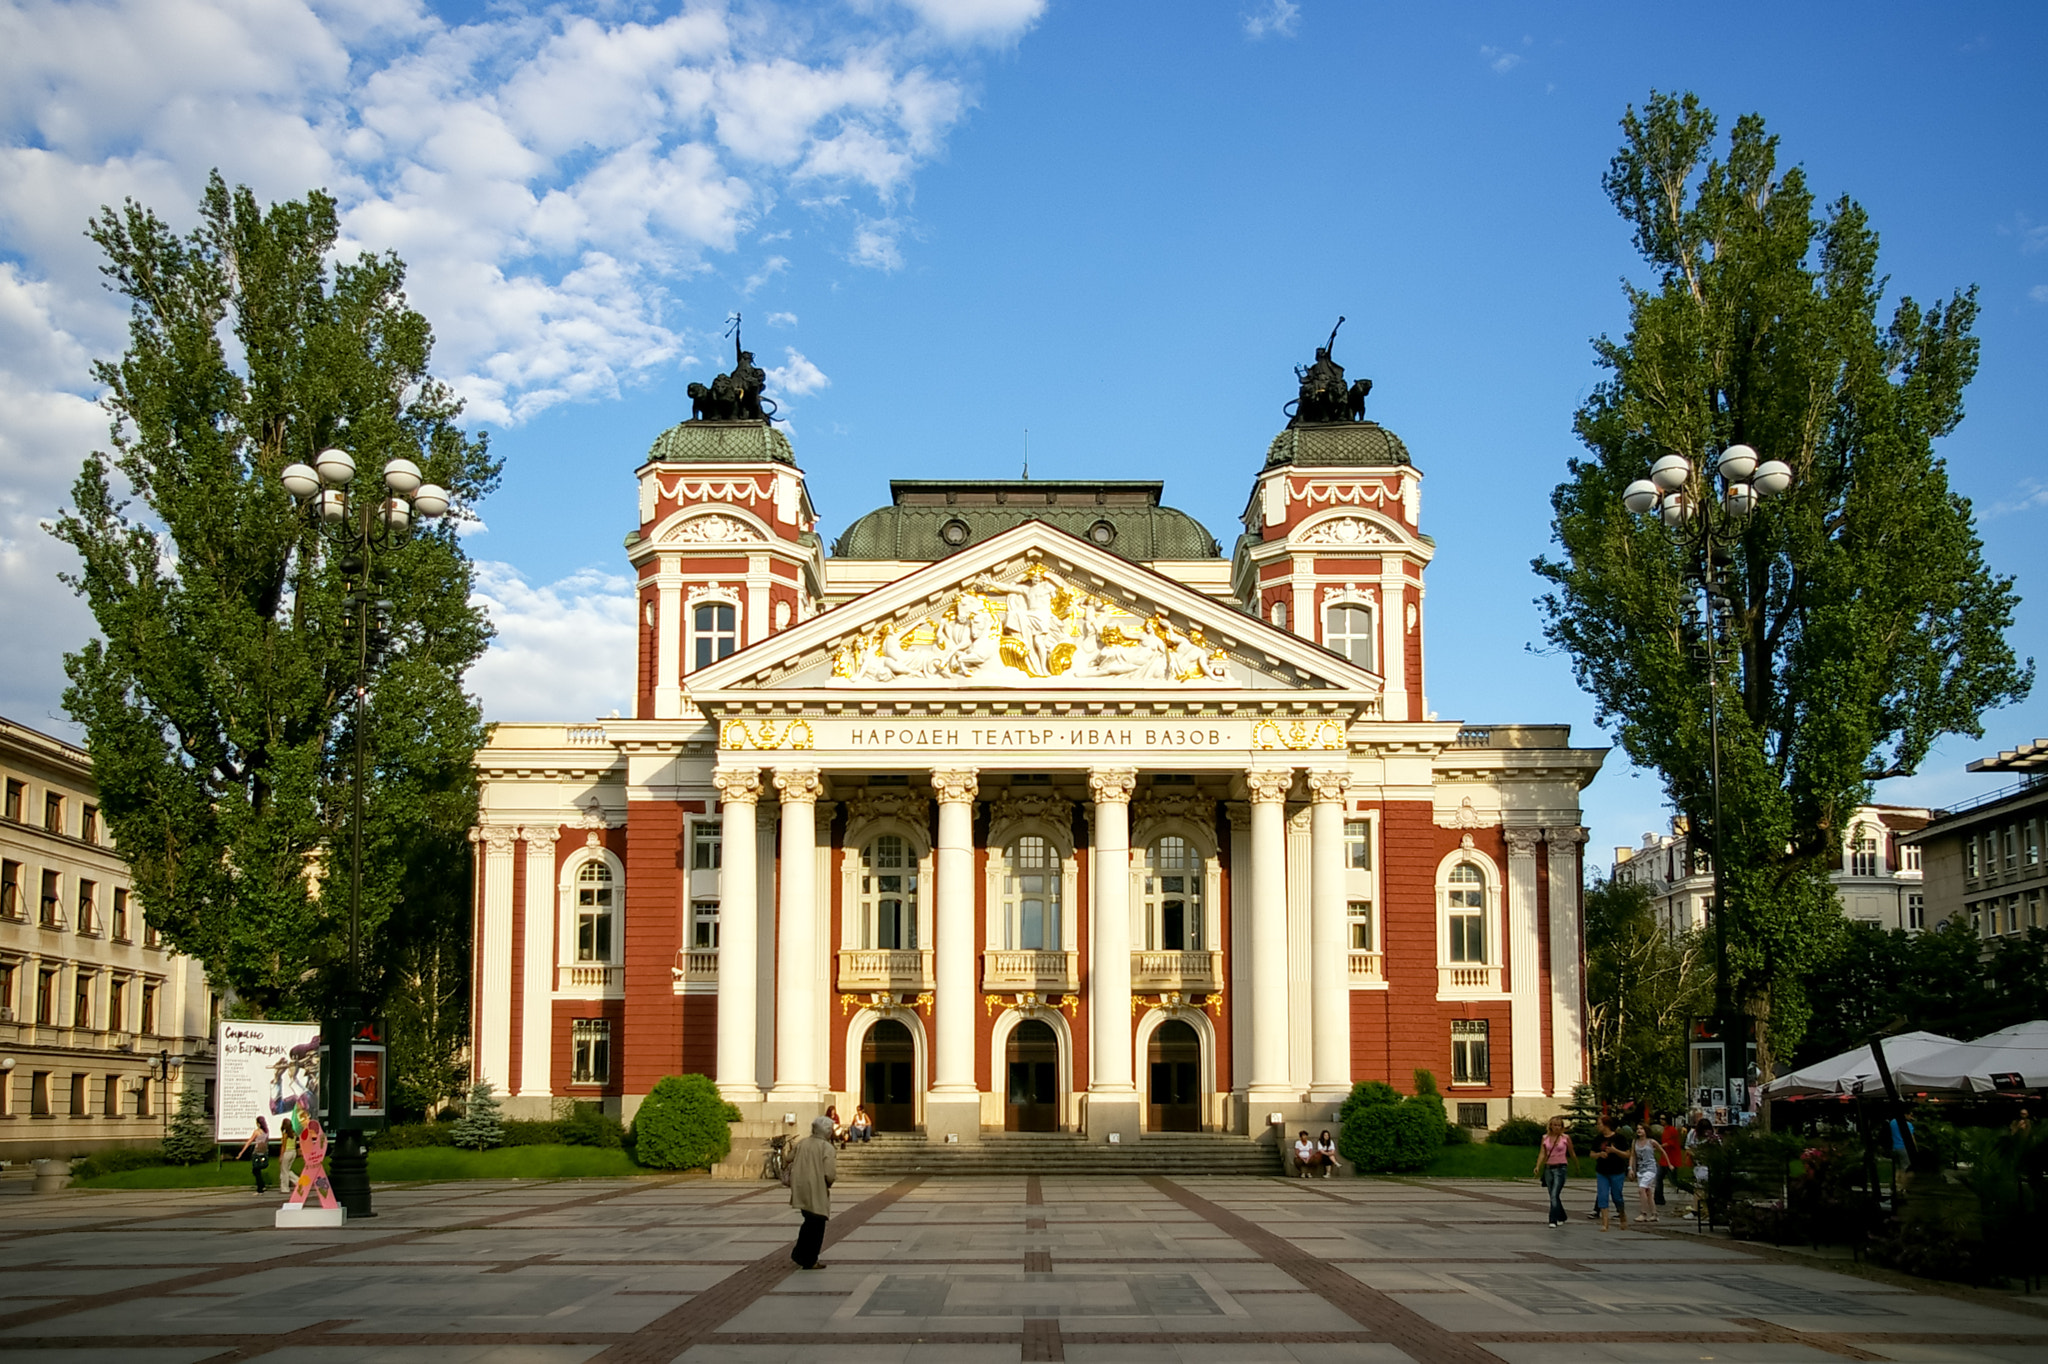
[860,1019,916,1132]
[1005,1019,1060,1131]
[1147,1018,1200,1131]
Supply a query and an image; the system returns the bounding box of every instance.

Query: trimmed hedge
[1489,1116,1546,1146]
[631,1074,738,1170]
[1337,1072,1447,1173]
[70,1145,170,1181]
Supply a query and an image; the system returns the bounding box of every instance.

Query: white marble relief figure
[860,620,941,680]
[940,599,1000,677]
[973,565,1061,675]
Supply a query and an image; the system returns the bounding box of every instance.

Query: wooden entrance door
[860,1018,916,1132]
[1005,1019,1060,1131]
[1147,1019,1201,1131]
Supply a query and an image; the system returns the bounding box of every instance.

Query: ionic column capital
[931,769,980,805]
[1087,768,1137,805]
[1305,769,1353,805]
[772,766,824,804]
[1243,768,1293,806]
[1504,825,1542,857]
[713,766,764,805]
[520,826,559,850]
[1224,801,1252,832]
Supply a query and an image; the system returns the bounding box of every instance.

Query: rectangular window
[1343,820,1372,870]
[1850,834,1878,878]
[1323,602,1375,670]
[39,869,61,926]
[574,864,614,963]
[141,982,159,1035]
[144,917,161,948]
[2028,821,2041,869]
[1348,899,1375,951]
[572,1018,611,1085]
[37,968,57,1025]
[1901,844,1921,872]
[0,960,14,1018]
[77,879,96,934]
[82,804,98,844]
[1456,1101,1489,1128]
[691,819,722,871]
[691,899,720,950]
[1967,837,1980,880]
[43,792,63,834]
[1452,1019,1490,1086]
[112,888,129,940]
[2005,826,2020,872]
[1,859,19,919]
[136,1076,152,1118]
[2029,889,2042,931]
[1908,894,1925,931]
[108,977,127,1032]
[70,1073,87,1117]
[72,973,91,1030]
[691,602,737,670]
[32,1071,51,1116]
[3,778,21,822]
[1446,874,1486,964]
[104,1074,121,1117]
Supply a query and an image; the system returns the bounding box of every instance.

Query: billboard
[214,1020,323,1141]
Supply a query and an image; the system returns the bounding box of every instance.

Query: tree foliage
[1797,921,2048,1065]
[52,174,498,1026]
[1336,1076,1443,1173]
[162,1082,215,1164]
[453,1079,505,1150]
[1536,93,2031,1064]
[1584,877,1711,1110]
[630,1074,738,1171]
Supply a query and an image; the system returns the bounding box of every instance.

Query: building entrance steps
[833,1129,1284,1177]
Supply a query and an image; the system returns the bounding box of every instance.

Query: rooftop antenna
[1022,428,1029,480]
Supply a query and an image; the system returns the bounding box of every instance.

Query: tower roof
[831,479,1220,561]
[645,420,796,466]
[1262,423,1412,469]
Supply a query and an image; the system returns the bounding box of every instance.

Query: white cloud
[851,216,906,270]
[767,347,830,399]
[766,311,799,327]
[1242,0,1299,39]
[895,0,1045,43]
[1988,477,2048,517]
[2029,284,2048,304]
[1480,45,1523,73]
[467,562,636,721]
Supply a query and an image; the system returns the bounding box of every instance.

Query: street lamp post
[1622,445,1794,1117]
[150,1049,185,1142]
[278,448,448,1216]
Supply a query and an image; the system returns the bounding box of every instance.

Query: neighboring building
[1902,739,2048,942]
[471,344,1608,1139]
[1,717,216,1158]
[1611,804,1931,935]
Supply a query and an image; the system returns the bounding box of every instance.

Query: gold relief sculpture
[721,718,816,751]
[912,992,934,1014]
[840,993,861,1018]
[1251,717,1348,751]
[1058,993,1081,1018]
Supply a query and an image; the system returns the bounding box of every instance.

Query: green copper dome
[832,480,1220,562]
[645,420,795,466]
[1263,422,1411,468]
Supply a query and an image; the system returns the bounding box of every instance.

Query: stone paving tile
[286,1350,609,1363]
[0,1352,225,1364]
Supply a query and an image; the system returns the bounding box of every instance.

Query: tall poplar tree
[1536,93,2031,1064]
[53,175,498,1079]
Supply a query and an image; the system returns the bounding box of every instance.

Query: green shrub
[70,1145,168,1181]
[500,1118,564,1147]
[630,1074,738,1170]
[556,1100,626,1149]
[371,1122,459,1150]
[1337,1077,1444,1173]
[1338,1081,1401,1124]
[1444,1121,1472,1145]
[1489,1117,1546,1146]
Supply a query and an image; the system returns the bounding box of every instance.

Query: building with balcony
[470,344,1608,1141]
[1,717,215,1159]
[1901,739,2047,943]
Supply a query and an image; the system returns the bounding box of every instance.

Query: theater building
[470,347,1607,1140]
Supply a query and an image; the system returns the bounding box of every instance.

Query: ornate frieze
[664,513,760,544]
[987,792,1074,846]
[1298,517,1389,547]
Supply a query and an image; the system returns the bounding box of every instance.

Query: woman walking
[1533,1115,1573,1227]
[232,1116,271,1195]
[1633,1126,1663,1223]
[787,1115,839,1270]
[1593,1121,1631,1231]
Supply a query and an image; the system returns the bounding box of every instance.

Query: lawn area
[1421,1142,1553,1180]
[75,1144,659,1189]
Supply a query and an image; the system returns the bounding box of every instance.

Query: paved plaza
[3,1172,2047,1363]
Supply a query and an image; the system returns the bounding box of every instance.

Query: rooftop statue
[1287,316,1372,427]
[686,313,777,423]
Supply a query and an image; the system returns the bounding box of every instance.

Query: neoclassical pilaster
[1305,770,1353,1100]
[1504,825,1544,1096]
[929,770,981,1131]
[1086,768,1139,1121]
[519,826,559,1097]
[770,766,824,1102]
[1243,768,1295,1102]
[712,767,764,1102]
[473,824,519,1094]
[1545,826,1589,1096]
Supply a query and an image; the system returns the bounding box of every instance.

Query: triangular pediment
[685,521,1381,706]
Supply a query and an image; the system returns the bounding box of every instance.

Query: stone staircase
[828,1130,1286,1178]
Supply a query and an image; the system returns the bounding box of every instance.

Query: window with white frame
[571,1018,610,1084]
[574,862,615,962]
[1850,829,1879,878]
[1348,899,1375,951]
[859,836,917,950]
[691,899,719,950]
[1324,602,1375,669]
[1452,1019,1490,1085]
[1142,837,1203,951]
[1343,819,1372,870]
[2027,820,2040,869]
[2004,824,2020,872]
[1445,863,1487,963]
[1901,843,1921,872]
[692,601,738,670]
[691,819,721,870]
[1966,836,1980,880]
[1000,836,1060,951]
[1907,894,1925,931]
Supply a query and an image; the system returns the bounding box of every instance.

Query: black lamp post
[150,1048,184,1142]
[279,447,448,1216]
[1622,444,1794,1117]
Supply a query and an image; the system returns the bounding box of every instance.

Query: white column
[474,825,518,1093]
[713,768,763,1103]
[1245,769,1295,1102]
[928,770,980,1139]
[519,827,558,1097]
[1505,826,1545,1097]
[770,767,823,1102]
[1087,769,1139,1130]
[1546,827,1589,1096]
[1307,771,1352,1100]
[654,561,682,719]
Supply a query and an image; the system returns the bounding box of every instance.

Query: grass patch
[74,1144,653,1189]
[1421,1142,1560,1180]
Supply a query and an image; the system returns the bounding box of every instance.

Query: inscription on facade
[718,716,1348,754]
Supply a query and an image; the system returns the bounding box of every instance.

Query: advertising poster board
[214,1020,323,1141]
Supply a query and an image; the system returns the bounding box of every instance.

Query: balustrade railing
[557,963,622,991]
[1347,950,1385,985]
[1438,963,1503,995]
[1130,949,1220,992]
[981,949,1078,992]
[836,948,933,991]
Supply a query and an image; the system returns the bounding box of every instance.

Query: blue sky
[2,1,2043,866]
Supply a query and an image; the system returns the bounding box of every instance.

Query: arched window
[1143,837,1204,951]
[1445,862,1486,964]
[575,862,615,962]
[1001,836,1060,950]
[1850,827,1879,878]
[859,836,917,950]
[1324,602,1375,669]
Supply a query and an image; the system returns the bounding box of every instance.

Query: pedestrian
[232,1116,271,1195]
[1659,1118,1685,1207]
[1533,1114,1573,1227]
[1293,1129,1320,1177]
[1684,1115,1718,1221]
[1315,1129,1339,1178]
[1633,1125,1662,1223]
[1594,1121,1631,1231]
[787,1115,838,1270]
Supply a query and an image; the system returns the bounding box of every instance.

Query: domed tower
[1230,323,1430,721]
[625,339,826,720]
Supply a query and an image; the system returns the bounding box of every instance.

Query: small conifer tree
[452,1079,504,1150]
[1563,1083,1602,1150]
[162,1082,214,1164]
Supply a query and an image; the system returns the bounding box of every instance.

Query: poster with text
[214,1020,322,1141]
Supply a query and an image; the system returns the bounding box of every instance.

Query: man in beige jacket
[788,1115,839,1269]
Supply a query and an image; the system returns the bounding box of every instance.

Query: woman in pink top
[1534,1114,1574,1227]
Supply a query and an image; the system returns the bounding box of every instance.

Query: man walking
[788,1115,839,1270]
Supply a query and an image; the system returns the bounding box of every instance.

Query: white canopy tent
[1885,1020,2048,1095]
[1759,1031,1962,1100]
